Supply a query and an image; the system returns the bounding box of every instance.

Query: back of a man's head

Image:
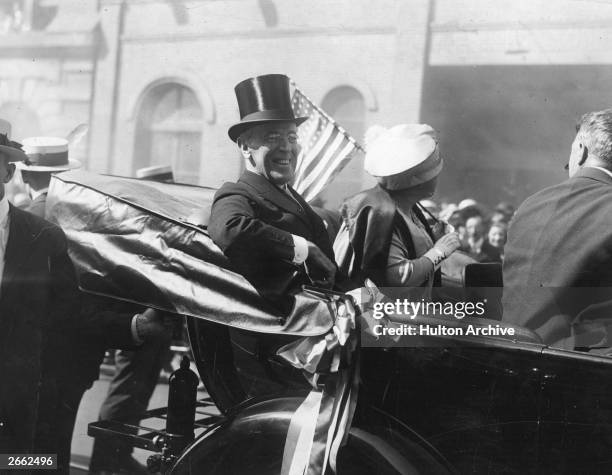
[576,109,612,165]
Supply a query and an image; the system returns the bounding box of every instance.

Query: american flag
[291,86,364,202]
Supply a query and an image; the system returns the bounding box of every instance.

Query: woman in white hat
[335,124,461,294]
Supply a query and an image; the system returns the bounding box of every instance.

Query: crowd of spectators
[420,197,514,263]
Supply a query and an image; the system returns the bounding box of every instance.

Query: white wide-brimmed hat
[0,119,27,162]
[16,136,81,172]
[364,123,442,191]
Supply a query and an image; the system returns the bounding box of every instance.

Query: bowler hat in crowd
[0,118,27,162]
[17,136,81,172]
[228,74,308,142]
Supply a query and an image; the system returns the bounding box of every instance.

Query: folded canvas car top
[46,170,334,336]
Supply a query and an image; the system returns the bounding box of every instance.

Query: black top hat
[228,74,308,142]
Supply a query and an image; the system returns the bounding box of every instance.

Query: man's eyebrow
[263,130,297,137]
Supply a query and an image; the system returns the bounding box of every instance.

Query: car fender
[169,396,455,475]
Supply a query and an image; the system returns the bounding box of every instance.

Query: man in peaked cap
[209,74,337,305]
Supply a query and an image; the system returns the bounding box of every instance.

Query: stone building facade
[2,0,612,206]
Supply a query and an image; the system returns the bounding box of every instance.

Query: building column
[88,0,125,173]
[389,0,432,123]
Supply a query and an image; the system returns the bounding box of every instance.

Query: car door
[538,348,612,474]
[367,339,545,474]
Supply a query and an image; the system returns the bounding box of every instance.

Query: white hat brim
[16,159,82,172]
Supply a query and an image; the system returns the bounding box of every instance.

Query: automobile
[49,171,612,475]
[182,310,612,474]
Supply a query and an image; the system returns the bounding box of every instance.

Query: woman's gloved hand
[434,232,462,258]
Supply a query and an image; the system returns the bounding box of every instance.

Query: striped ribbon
[278,295,360,475]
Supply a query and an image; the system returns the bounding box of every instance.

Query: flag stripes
[290,85,364,202]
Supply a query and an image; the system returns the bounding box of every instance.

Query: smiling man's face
[239,121,300,186]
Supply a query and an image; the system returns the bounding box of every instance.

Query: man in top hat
[503,109,612,349]
[209,74,337,306]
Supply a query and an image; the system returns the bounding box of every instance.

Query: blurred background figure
[458,198,477,210]
[458,198,484,221]
[446,208,466,245]
[462,214,501,263]
[487,222,508,251]
[491,202,515,225]
[135,164,174,183]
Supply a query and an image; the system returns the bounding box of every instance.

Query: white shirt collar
[0,195,9,229]
[31,187,49,201]
[591,166,612,180]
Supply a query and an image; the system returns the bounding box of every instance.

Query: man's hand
[135,308,173,343]
[434,232,462,258]
[305,241,337,287]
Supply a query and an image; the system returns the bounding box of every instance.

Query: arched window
[133,83,202,184]
[319,86,367,207]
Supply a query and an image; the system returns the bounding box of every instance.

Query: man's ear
[579,142,589,166]
[238,139,255,167]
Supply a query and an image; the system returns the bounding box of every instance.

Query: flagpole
[291,81,366,154]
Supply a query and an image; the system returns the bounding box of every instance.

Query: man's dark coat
[209,170,334,304]
[22,196,136,472]
[0,204,135,458]
[24,196,135,387]
[0,205,80,452]
[502,167,612,346]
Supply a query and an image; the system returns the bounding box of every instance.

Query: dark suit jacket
[0,205,80,452]
[208,171,334,305]
[502,167,612,346]
[24,196,136,388]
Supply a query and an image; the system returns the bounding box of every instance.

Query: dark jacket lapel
[288,185,330,242]
[239,170,312,227]
[1,205,39,301]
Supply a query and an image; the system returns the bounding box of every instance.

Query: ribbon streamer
[278,295,361,475]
